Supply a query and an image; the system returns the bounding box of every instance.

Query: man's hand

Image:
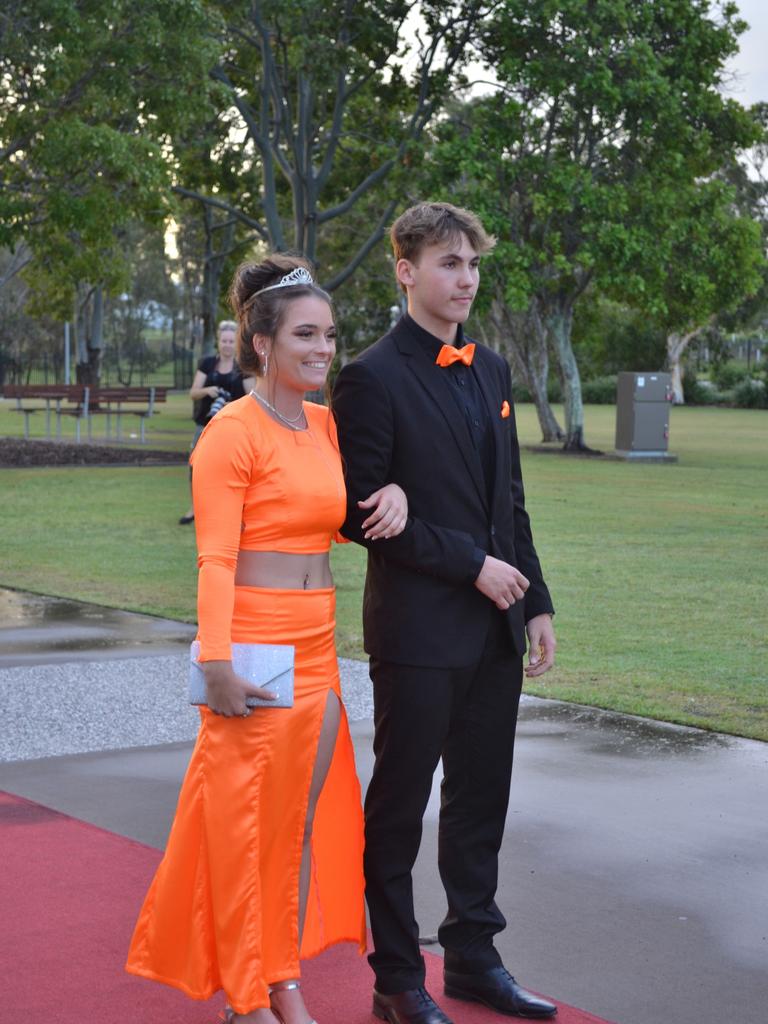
[525,614,556,678]
[474,556,529,610]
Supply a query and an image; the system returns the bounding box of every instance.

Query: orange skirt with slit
[125,587,366,1013]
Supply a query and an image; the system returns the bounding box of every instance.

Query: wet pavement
[0,589,766,1023]
[0,587,197,667]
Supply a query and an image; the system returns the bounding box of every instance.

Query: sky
[727,0,768,107]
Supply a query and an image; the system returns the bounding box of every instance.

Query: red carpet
[0,791,613,1023]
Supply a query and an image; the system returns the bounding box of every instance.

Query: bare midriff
[235,550,333,590]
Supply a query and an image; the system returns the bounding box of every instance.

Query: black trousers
[364,611,523,994]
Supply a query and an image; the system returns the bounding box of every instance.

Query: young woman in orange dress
[126,255,408,1024]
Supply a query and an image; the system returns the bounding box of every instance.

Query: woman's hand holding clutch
[358,483,408,540]
[203,660,277,717]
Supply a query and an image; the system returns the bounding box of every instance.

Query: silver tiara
[257,266,314,294]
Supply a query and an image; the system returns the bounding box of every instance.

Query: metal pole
[64,322,71,385]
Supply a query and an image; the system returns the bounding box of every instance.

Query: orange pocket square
[501,401,510,418]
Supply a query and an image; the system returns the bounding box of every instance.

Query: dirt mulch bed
[0,438,188,468]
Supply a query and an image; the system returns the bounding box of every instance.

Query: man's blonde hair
[390,202,496,266]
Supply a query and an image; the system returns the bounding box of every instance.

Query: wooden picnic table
[86,386,168,443]
[1,384,90,440]
[1,384,168,443]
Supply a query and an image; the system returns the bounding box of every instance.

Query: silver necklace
[250,389,307,430]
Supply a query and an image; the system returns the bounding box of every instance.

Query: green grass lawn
[1,403,766,740]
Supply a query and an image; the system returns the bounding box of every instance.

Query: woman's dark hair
[229,254,332,376]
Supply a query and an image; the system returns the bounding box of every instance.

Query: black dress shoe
[178,514,195,525]
[444,965,557,1018]
[373,986,455,1024]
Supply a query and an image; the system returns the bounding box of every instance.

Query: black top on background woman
[179,320,255,524]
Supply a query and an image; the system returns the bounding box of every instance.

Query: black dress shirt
[408,315,496,504]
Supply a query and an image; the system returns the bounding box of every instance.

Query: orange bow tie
[435,343,475,367]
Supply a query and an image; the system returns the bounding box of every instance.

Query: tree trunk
[74,288,88,367]
[484,298,564,442]
[86,284,104,385]
[668,343,684,404]
[74,284,91,384]
[201,209,236,356]
[547,302,596,452]
[667,325,708,404]
[667,332,689,404]
[73,284,104,386]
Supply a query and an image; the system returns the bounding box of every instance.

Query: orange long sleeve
[191,412,255,661]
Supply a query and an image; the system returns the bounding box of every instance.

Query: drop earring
[260,350,269,377]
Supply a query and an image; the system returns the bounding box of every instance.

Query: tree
[0,0,216,295]
[571,296,668,382]
[171,110,261,354]
[174,0,492,291]
[0,248,61,385]
[431,0,762,446]
[629,177,764,402]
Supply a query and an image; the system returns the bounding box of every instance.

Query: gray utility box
[615,372,675,459]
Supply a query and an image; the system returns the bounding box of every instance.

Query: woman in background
[127,255,407,1024]
[178,319,255,525]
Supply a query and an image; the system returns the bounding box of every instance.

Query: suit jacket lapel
[394,325,489,512]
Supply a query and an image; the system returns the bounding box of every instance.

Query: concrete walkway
[1,589,766,1024]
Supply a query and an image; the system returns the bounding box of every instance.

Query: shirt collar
[403,313,466,361]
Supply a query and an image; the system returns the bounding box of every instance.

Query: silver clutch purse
[188,640,295,708]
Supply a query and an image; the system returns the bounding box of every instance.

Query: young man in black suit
[332,202,557,1024]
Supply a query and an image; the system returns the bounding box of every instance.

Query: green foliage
[711,361,752,390]
[682,370,723,406]
[433,0,761,310]
[572,297,667,378]
[732,377,767,409]
[622,177,765,333]
[0,0,217,289]
[426,1,765,442]
[511,376,563,405]
[580,376,618,405]
[190,1,488,289]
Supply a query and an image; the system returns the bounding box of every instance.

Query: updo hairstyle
[229,254,332,377]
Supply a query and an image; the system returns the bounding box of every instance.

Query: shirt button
[473,419,480,426]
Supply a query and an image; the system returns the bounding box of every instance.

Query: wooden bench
[1,385,90,440]
[1,384,167,443]
[87,386,168,443]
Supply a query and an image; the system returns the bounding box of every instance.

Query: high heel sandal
[269,980,318,1024]
[218,980,316,1023]
[219,1008,281,1023]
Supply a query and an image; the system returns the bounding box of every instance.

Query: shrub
[732,378,766,409]
[510,376,562,404]
[711,363,751,390]
[695,384,726,406]
[581,375,617,404]
[683,370,724,406]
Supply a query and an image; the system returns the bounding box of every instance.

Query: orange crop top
[190,396,346,661]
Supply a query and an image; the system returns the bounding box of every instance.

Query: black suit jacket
[332,315,554,668]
